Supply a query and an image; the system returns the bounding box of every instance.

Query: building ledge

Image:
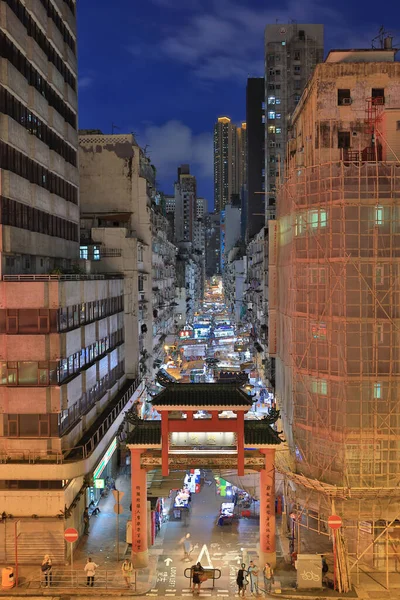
[0,381,145,480]
[2,274,124,282]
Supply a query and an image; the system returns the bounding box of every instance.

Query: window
[275,69,281,76]
[93,247,100,260]
[275,98,281,105]
[372,88,385,104]
[397,121,400,131]
[276,113,281,119]
[309,209,327,228]
[295,214,304,236]
[281,41,286,46]
[373,383,382,399]
[268,125,275,134]
[80,246,88,260]
[268,111,275,120]
[294,65,301,73]
[294,51,301,60]
[310,267,326,284]
[375,205,383,225]
[338,89,351,105]
[268,96,275,105]
[375,265,384,285]
[338,131,350,149]
[312,323,327,339]
[294,80,301,90]
[294,95,301,104]
[311,379,328,395]
[276,127,282,134]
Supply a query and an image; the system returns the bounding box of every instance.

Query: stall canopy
[146,469,184,498]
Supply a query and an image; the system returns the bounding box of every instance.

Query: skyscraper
[264,24,324,219]
[245,78,265,241]
[213,117,240,211]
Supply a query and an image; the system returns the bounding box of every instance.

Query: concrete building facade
[0,4,144,562]
[272,45,400,574]
[245,78,265,242]
[264,24,324,220]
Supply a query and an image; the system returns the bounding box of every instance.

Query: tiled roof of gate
[127,421,161,445]
[126,419,282,446]
[149,383,253,407]
[244,421,283,445]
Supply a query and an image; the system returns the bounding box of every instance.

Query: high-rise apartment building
[0,2,145,561]
[174,164,196,244]
[213,117,240,211]
[271,44,400,574]
[245,78,265,241]
[264,24,324,219]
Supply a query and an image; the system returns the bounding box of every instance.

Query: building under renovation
[270,42,400,581]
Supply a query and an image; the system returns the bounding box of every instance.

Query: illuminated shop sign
[93,437,117,480]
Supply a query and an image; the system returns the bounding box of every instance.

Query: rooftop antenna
[111,123,120,134]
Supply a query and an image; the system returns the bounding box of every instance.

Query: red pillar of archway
[130,448,149,568]
[259,448,276,568]
[161,412,169,476]
[236,411,245,476]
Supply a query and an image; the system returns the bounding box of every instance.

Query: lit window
[276,113,281,119]
[268,125,275,134]
[311,379,328,395]
[295,214,304,236]
[275,98,281,104]
[374,383,381,399]
[281,41,286,46]
[276,128,282,134]
[268,96,275,105]
[93,247,100,260]
[312,323,327,339]
[309,209,327,228]
[375,205,383,225]
[80,246,88,260]
[268,111,275,120]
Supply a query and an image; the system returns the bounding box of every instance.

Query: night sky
[77,0,400,209]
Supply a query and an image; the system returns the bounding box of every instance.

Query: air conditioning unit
[342,97,352,105]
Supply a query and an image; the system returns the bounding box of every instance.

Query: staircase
[0,521,65,565]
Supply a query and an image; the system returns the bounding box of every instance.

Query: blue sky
[77,0,400,209]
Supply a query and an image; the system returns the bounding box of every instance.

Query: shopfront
[86,436,118,506]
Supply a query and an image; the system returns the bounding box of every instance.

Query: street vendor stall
[217,501,235,525]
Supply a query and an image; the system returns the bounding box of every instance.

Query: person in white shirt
[84,557,98,587]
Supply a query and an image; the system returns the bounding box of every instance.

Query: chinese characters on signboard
[134,485,142,552]
[264,483,273,552]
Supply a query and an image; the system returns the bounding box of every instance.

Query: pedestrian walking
[262,562,274,593]
[236,563,247,596]
[180,533,193,561]
[121,558,133,587]
[84,557,98,587]
[191,561,205,593]
[247,560,259,594]
[83,506,90,535]
[41,555,52,588]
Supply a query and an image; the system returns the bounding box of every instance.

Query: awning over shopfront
[146,470,185,498]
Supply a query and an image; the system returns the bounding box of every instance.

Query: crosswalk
[147,589,230,597]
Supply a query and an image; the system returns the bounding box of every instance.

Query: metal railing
[2,273,123,282]
[0,378,141,464]
[19,569,137,590]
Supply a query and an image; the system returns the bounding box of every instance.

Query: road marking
[166,589,176,592]
[150,589,158,592]
[165,594,175,596]
[196,543,213,568]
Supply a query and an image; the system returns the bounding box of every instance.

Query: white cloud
[140,120,213,181]
[79,76,94,90]
[146,0,352,83]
